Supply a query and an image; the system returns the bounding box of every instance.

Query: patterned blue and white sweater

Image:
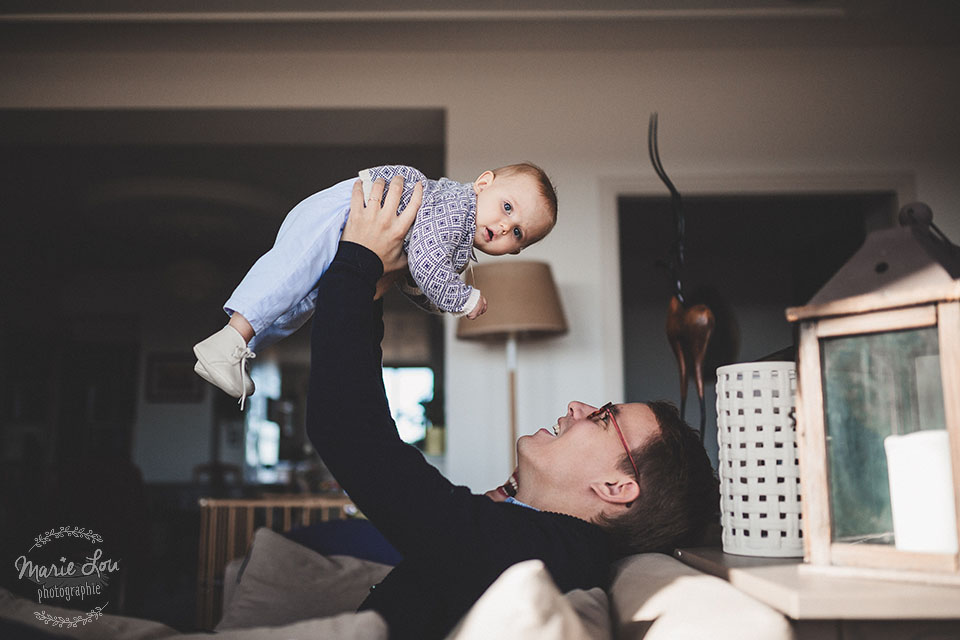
[360,165,481,315]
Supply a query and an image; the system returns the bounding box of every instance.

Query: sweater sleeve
[305,241,469,556]
[397,273,482,317]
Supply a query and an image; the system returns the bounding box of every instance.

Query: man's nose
[567,401,594,417]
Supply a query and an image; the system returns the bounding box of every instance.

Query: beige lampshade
[456,261,568,340]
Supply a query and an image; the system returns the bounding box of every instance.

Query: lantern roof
[786,216,960,322]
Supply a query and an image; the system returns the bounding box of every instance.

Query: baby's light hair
[492,162,558,245]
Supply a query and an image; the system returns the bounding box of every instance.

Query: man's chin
[515,435,544,469]
[515,435,531,460]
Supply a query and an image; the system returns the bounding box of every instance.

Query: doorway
[618,191,897,465]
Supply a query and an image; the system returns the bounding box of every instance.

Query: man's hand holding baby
[342,176,421,272]
[342,176,422,299]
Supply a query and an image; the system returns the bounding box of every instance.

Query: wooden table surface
[674,546,960,620]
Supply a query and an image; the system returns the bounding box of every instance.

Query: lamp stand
[506,332,518,470]
[455,262,568,476]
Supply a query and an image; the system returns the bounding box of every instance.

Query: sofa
[1,526,794,639]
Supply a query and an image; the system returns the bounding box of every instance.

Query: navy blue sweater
[306,242,614,639]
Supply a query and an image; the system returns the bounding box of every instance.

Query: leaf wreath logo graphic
[14,524,120,626]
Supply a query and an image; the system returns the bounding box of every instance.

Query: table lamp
[456,261,568,468]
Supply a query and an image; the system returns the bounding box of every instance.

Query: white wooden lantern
[785,204,960,579]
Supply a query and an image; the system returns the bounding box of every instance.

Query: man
[306,176,718,639]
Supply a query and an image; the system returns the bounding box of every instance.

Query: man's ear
[473,170,495,194]
[589,478,639,506]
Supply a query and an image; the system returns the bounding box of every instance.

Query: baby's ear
[510,247,523,255]
[473,170,495,193]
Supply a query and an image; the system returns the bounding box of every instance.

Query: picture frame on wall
[145,353,205,403]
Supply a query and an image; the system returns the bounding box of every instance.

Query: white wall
[4,29,958,491]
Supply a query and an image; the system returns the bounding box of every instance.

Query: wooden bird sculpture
[649,113,715,441]
[666,295,715,440]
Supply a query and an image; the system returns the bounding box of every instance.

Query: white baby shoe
[193,325,256,408]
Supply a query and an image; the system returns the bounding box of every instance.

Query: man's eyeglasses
[587,403,640,482]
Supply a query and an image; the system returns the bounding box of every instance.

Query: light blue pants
[224,177,355,352]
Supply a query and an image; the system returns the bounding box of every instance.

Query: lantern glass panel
[820,326,944,545]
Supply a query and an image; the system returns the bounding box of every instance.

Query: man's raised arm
[306,177,462,556]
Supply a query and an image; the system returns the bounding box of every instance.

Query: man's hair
[596,401,719,555]
[493,162,558,244]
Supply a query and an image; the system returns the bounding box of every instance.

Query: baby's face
[472,172,553,256]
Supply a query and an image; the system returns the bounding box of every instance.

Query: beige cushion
[0,586,178,640]
[186,611,386,640]
[222,557,244,610]
[215,527,393,631]
[445,559,609,640]
[564,587,612,640]
[608,553,794,640]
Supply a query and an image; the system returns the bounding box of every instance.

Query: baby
[193,163,558,406]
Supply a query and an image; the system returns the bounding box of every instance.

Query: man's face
[472,172,552,256]
[516,401,659,491]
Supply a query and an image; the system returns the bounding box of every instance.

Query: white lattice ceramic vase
[716,361,803,557]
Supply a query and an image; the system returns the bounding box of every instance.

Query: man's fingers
[342,174,418,276]
[400,181,423,221]
[350,179,365,213]
[367,178,386,209]
[381,175,405,216]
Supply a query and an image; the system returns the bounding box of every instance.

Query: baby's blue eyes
[502,202,521,240]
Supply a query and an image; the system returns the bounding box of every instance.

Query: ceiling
[1,1,957,51]
[0,0,851,21]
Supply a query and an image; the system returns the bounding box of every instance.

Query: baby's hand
[466,295,488,320]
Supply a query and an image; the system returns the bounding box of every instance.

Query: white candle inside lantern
[884,430,958,554]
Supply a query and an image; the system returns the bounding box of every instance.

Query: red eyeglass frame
[588,402,640,482]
